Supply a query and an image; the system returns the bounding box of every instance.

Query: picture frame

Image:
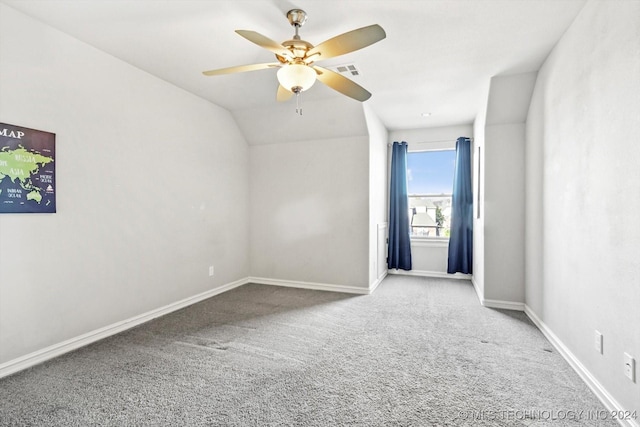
[0,123,56,213]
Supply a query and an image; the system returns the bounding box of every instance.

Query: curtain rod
[387,138,473,147]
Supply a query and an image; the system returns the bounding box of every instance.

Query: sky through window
[407,150,455,195]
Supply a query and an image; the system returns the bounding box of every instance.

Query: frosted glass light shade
[277,64,316,92]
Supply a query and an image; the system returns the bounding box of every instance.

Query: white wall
[525,72,545,316]
[483,123,525,302]
[472,101,487,297]
[233,98,369,146]
[389,125,473,276]
[363,104,389,287]
[476,72,535,304]
[249,133,370,289]
[526,0,640,415]
[0,5,250,364]
[486,73,539,126]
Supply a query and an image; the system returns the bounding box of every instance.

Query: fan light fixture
[277,64,316,93]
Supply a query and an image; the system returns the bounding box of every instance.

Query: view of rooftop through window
[407,150,455,237]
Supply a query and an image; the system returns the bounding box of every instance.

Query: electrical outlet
[208,266,214,277]
[594,331,603,354]
[624,353,636,382]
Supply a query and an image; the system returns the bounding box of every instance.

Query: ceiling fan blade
[202,62,279,76]
[277,85,294,102]
[307,24,386,61]
[235,30,292,58]
[313,66,371,102]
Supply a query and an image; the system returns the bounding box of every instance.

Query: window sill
[410,237,450,248]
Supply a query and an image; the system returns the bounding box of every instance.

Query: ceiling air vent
[333,64,360,77]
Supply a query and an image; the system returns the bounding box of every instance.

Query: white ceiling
[2,0,586,131]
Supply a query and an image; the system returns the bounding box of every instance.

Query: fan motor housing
[281,39,313,61]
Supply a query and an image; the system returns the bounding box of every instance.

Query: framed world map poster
[0,123,56,213]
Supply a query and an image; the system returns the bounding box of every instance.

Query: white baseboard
[369,271,388,293]
[471,276,483,304]
[482,298,525,311]
[0,277,249,379]
[524,305,639,427]
[470,277,525,311]
[249,276,371,295]
[387,269,472,280]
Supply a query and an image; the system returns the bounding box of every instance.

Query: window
[407,150,455,238]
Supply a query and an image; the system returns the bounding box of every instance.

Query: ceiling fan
[202,9,386,113]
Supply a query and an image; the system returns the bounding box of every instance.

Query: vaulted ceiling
[2,0,586,131]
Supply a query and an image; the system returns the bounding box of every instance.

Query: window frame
[406,141,456,242]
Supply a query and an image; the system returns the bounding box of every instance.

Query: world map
[0,123,56,213]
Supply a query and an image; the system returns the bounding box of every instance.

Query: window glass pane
[407,150,455,238]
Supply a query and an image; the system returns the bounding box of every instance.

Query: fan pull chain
[296,91,302,116]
